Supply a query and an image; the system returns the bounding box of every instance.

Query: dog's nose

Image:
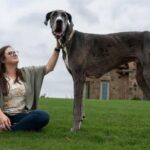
[56,19,63,25]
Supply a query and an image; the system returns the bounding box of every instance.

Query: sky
[0,0,150,98]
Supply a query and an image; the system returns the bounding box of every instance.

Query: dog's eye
[61,14,66,18]
[51,15,55,19]
[53,12,58,17]
[50,12,57,19]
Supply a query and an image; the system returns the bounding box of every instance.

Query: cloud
[69,0,99,24]
[17,12,45,28]
[4,0,37,7]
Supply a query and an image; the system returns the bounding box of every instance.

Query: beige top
[3,77,26,115]
[0,66,46,111]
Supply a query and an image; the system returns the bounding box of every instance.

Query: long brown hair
[0,45,24,96]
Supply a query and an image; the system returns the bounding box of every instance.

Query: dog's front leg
[71,77,84,132]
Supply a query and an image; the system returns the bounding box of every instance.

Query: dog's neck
[67,30,75,42]
[59,26,75,48]
[58,27,75,68]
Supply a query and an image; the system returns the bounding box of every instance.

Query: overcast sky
[0,0,150,98]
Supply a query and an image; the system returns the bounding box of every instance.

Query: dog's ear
[66,12,74,27]
[44,11,53,26]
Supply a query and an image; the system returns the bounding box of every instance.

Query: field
[0,98,150,150]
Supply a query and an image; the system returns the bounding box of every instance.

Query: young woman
[0,41,61,132]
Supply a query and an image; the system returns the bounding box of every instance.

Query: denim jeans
[6,110,50,132]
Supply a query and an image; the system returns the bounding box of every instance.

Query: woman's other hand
[0,110,11,131]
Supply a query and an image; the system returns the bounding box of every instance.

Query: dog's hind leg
[136,62,150,99]
[81,84,86,121]
[71,74,85,131]
[80,94,86,124]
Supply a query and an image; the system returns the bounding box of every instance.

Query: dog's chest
[63,47,70,69]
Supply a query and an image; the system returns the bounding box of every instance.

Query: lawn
[0,98,150,150]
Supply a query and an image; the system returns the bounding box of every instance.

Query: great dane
[44,10,150,131]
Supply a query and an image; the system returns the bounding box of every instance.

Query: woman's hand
[0,111,11,131]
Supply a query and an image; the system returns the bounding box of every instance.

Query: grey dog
[44,10,150,131]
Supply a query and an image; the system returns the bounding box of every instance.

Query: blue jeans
[6,110,50,132]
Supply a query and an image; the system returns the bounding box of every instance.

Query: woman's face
[3,47,19,65]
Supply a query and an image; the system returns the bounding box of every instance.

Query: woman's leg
[8,110,50,131]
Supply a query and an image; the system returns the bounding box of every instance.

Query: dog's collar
[68,30,75,42]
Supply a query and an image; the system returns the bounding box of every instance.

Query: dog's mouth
[53,20,64,39]
[54,30,63,39]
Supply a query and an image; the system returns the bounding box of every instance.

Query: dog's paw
[70,121,82,132]
[70,127,80,132]
[70,128,75,132]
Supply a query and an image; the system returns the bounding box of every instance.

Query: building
[84,62,143,100]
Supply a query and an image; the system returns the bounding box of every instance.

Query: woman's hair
[0,45,24,96]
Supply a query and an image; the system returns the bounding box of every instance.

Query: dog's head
[44,10,73,39]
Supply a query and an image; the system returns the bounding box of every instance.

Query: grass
[0,98,150,150]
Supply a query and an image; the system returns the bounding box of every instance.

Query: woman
[0,41,61,132]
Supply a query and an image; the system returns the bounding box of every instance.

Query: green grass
[0,98,150,150]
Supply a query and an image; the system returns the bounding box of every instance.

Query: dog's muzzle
[53,19,64,39]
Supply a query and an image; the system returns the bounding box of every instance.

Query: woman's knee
[31,110,50,125]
